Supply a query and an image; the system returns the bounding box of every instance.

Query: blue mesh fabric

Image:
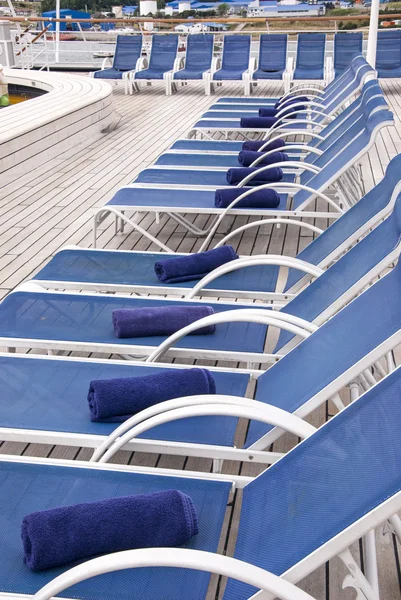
[0,292,268,354]
[293,34,325,78]
[0,460,230,599]
[155,153,241,167]
[0,355,249,445]
[215,97,279,103]
[333,32,363,76]
[34,249,280,295]
[113,35,143,71]
[252,68,285,80]
[170,140,244,151]
[275,196,401,351]
[376,30,401,73]
[257,34,287,72]
[224,365,401,599]
[285,154,401,291]
[293,108,394,211]
[181,34,213,72]
[213,35,251,79]
[137,34,178,75]
[246,257,401,447]
[134,168,295,186]
[93,68,124,79]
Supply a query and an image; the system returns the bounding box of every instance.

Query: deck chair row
[91,30,401,97]
[3,159,401,598]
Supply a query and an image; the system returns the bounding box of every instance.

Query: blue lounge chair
[376,30,401,78]
[2,185,401,467]
[32,154,401,306]
[89,35,143,95]
[190,55,374,139]
[204,35,251,96]
[165,34,214,96]
[131,34,179,92]
[244,34,289,95]
[5,355,401,600]
[330,32,363,79]
[288,33,327,90]
[93,107,393,251]
[1,178,401,371]
[156,80,385,168]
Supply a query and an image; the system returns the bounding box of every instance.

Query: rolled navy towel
[88,367,216,422]
[259,106,303,118]
[21,489,199,572]
[215,187,280,209]
[226,166,283,186]
[112,305,216,338]
[154,245,238,284]
[240,116,277,129]
[242,138,285,152]
[275,95,309,108]
[238,150,288,168]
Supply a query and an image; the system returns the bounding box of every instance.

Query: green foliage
[217,2,229,15]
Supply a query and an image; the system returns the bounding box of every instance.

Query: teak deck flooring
[0,76,401,599]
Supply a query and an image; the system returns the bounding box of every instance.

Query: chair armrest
[173,55,185,73]
[146,308,316,364]
[32,548,318,600]
[249,145,322,167]
[248,55,256,77]
[211,56,220,77]
[101,57,113,70]
[325,55,334,84]
[135,56,148,72]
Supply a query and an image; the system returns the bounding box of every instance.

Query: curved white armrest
[173,55,185,72]
[211,56,221,77]
[248,55,256,76]
[214,218,323,249]
[91,394,316,463]
[145,308,315,364]
[185,255,323,299]
[32,548,317,600]
[134,56,148,73]
[95,400,317,464]
[101,56,113,70]
[238,162,320,187]
[283,83,325,95]
[272,110,332,131]
[249,145,322,167]
[278,99,325,112]
[258,132,325,150]
[198,182,341,252]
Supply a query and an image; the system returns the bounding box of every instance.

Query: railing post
[366,0,380,68]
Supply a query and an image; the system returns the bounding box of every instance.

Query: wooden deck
[0,77,401,599]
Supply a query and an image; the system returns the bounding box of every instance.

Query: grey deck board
[0,77,400,598]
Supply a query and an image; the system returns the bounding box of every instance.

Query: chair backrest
[112,35,143,71]
[245,243,401,448]
[220,35,251,71]
[276,177,401,352]
[285,153,401,292]
[300,95,389,185]
[258,34,287,72]
[376,30,401,71]
[224,365,401,599]
[307,79,382,150]
[293,107,393,210]
[184,33,214,71]
[318,55,372,115]
[333,32,363,76]
[148,34,179,71]
[295,33,326,70]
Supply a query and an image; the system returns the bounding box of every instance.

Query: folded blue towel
[154,246,238,284]
[240,116,277,129]
[242,138,285,152]
[113,305,216,338]
[259,106,303,118]
[215,187,280,208]
[21,490,198,572]
[88,367,216,422]
[226,166,283,186]
[275,95,309,108]
[238,150,288,168]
